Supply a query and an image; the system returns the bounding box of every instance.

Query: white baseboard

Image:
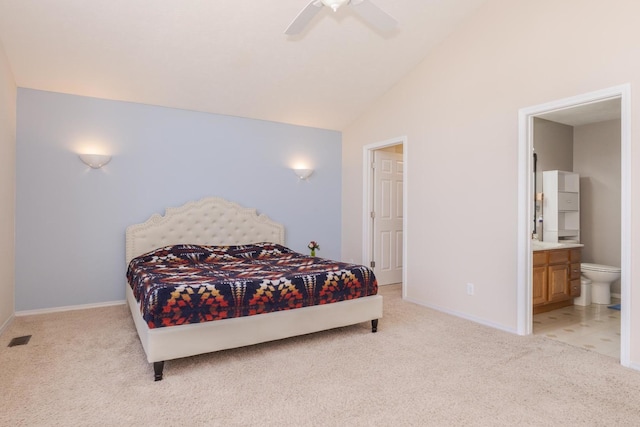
[0,314,15,336]
[626,360,640,372]
[403,297,518,334]
[16,300,126,317]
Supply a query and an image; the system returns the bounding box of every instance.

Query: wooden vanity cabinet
[533,247,581,314]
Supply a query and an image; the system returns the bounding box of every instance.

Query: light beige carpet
[2,284,639,426]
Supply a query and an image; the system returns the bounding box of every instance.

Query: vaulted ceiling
[0,0,487,130]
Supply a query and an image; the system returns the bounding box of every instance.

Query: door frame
[516,84,631,367]
[363,136,408,297]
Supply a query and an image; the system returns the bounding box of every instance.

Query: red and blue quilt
[127,243,378,329]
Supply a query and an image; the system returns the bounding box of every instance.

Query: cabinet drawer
[548,249,569,265]
[558,192,579,211]
[570,263,581,279]
[570,279,581,297]
[533,252,547,267]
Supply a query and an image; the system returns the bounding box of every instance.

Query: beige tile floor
[533,299,621,359]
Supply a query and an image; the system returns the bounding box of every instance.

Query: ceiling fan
[285,0,398,35]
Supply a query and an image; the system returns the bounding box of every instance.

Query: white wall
[342,0,640,363]
[0,39,16,330]
[16,89,342,311]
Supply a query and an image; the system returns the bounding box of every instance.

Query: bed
[125,197,383,380]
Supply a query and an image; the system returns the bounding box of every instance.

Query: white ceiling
[0,0,487,130]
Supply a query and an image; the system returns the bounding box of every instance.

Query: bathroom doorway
[517,85,631,367]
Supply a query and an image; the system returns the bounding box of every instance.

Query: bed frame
[125,197,383,380]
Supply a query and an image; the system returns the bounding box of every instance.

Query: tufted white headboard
[125,197,285,264]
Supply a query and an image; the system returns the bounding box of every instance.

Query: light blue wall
[16,89,342,311]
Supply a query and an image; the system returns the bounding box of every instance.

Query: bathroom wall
[574,119,621,295]
[532,118,621,294]
[534,118,574,175]
[533,118,573,239]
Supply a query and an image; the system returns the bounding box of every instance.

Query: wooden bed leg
[154,361,165,381]
[371,319,378,333]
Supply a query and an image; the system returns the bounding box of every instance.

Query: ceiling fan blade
[349,0,398,32]
[285,1,324,35]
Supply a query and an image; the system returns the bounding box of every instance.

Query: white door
[372,149,403,285]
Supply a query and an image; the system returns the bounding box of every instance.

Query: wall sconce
[79,153,111,169]
[293,168,313,180]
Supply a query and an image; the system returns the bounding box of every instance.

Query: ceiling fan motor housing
[321,0,350,12]
[286,0,395,35]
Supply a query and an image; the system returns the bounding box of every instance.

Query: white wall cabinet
[543,170,580,243]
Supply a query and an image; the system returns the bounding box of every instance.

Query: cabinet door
[532,266,548,305]
[548,264,570,302]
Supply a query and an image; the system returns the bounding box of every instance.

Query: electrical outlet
[466,283,475,295]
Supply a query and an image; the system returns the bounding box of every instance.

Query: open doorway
[363,136,408,297]
[517,85,631,367]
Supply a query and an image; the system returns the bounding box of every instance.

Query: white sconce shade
[79,153,111,169]
[293,168,313,180]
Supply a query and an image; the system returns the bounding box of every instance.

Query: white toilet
[574,277,592,306]
[580,263,621,305]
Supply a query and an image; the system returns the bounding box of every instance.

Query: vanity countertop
[532,241,584,252]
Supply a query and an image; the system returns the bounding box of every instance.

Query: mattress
[127,242,378,329]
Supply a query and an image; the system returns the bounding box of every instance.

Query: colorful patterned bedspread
[127,243,378,329]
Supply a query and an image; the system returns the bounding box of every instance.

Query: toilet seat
[581,263,621,274]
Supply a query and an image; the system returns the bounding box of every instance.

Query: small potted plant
[308,241,320,257]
